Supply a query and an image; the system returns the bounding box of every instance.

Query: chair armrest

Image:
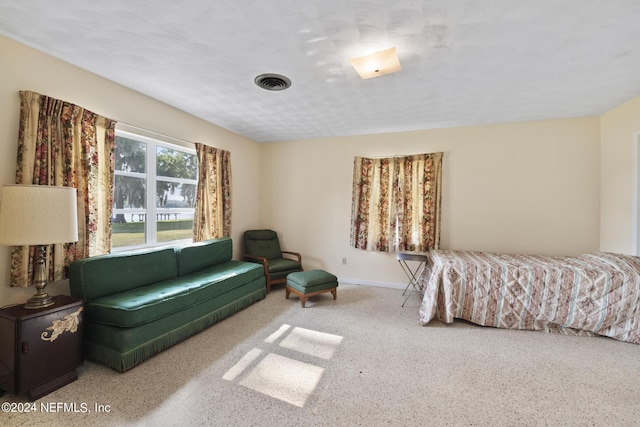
[243,253,270,278]
[243,253,268,266]
[281,251,302,263]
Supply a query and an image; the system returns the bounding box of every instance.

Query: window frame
[112,128,197,252]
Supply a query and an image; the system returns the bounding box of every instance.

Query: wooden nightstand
[0,295,83,401]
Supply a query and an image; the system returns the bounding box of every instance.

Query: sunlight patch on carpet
[279,327,343,360]
[222,348,263,381]
[239,353,324,407]
[264,324,291,343]
[222,324,343,407]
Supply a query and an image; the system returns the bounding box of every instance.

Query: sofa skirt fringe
[84,288,266,372]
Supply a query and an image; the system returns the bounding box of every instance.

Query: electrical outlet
[342,257,347,265]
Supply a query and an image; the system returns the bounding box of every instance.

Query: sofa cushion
[176,237,232,276]
[84,261,263,328]
[84,278,266,354]
[69,248,179,301]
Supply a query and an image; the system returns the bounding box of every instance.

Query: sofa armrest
[281,251,302,263]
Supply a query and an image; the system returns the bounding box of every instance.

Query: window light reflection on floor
[279,327,343,360]
[264,324,291,344]
[239,353,324,407]
[222,324,343,407]
[222,348,263,381]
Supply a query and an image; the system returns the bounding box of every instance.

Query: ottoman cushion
[287,270,338,294]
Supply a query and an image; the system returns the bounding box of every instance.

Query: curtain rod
[356,153,432,159]
[116,122,196,148]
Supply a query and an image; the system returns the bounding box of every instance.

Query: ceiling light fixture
[349,47,402,79]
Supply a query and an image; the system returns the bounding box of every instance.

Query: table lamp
[0,185,78,309]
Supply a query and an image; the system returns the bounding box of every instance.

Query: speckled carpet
[2,284,639,426]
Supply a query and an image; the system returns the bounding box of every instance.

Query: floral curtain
[11,91,116,287]
[193,143,232,241]
[350,152,443,252]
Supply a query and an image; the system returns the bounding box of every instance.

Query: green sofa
[69,237,265,372]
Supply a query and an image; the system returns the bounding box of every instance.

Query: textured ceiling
[1,0,640,143]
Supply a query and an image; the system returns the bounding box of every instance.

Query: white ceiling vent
[254,73,291,91]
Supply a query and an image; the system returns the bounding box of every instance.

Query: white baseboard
[337,276,406,290]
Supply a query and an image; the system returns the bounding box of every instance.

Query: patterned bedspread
[418,250,640,344]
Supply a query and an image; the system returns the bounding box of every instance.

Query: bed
[418,250,640,344]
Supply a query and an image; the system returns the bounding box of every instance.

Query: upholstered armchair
[243,229,303,293]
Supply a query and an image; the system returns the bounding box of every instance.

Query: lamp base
[24,292,55,309]
[25,245,55,309]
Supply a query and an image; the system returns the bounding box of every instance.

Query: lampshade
[0,185,79,246]
[349,47,402,79]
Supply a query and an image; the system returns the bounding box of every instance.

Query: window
[112,130,198,251]
[350,153,443,252]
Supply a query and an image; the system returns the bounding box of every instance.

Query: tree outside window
[112,131,197,250]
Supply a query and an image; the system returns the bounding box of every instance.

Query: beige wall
[260,117,601,287]
[600,95,640,254]
[0,35,262,306]
[0,33,611,303]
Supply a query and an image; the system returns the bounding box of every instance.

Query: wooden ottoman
[286,270,338,308]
